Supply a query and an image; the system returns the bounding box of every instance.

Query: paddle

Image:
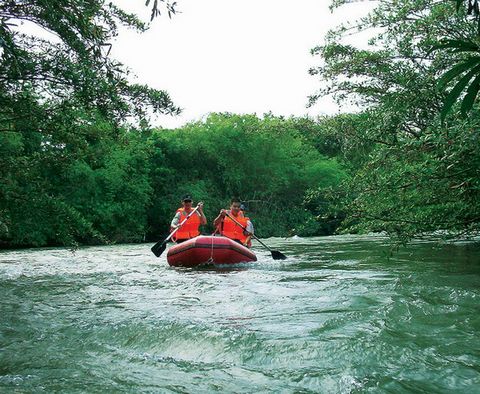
[151,205,200,257]
[224,212,287,260]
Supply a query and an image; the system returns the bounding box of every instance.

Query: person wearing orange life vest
[213,198,254,248]
[170,194,207,243]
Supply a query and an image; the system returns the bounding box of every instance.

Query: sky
[111,0,376,128]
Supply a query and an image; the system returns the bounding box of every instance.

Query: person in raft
[213,198,254,248]
[170,194,207,243]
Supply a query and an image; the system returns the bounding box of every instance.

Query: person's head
[230,198,242,215]
[181,194,193,209]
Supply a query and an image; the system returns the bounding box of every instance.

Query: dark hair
[230,197,241,205]
[182,194,193,202]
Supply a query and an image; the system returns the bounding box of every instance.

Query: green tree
[147,113,347,239]
[0,0,179,247]
[433,0,480,120]
[310,0,480,240]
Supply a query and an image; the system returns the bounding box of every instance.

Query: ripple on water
[0,237,479,392]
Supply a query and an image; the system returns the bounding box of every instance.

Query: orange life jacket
[173,208,201,240]
[222,211,250,246]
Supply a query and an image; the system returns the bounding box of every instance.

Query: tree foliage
[0,0,180,121]
[147,113,347,239]
[4,0,479,247]
[310,0,480,240]
[0,109,348,247]
[0,0,349,248]
[0,0,180,247]
[430,0,480,121]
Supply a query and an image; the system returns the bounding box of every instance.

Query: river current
[1,235,479,393]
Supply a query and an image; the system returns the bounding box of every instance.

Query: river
[1,235,479,393]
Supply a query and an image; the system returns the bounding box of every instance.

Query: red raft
[166,235,257,267]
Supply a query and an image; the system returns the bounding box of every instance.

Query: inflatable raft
[166,235,257,267]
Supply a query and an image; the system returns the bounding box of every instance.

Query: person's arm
[197,202,207,225]
[246,220,254,235]
[243,220,254,246]
[170,211,181,230]
[213,209,226,229]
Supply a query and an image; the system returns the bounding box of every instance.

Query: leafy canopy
[309,0,480,240]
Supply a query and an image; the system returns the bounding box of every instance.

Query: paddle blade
[151,241,167,257]
[271,250,287,260]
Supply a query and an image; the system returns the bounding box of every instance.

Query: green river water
[0,235,479,393]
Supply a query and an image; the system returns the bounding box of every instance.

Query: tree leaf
[460,72,480,116]
[438,56,480,90]
[441,62,480,121]
[456,0,464,12]
[434,39,479,52]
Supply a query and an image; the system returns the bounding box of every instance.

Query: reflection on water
[1,235,479,392]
